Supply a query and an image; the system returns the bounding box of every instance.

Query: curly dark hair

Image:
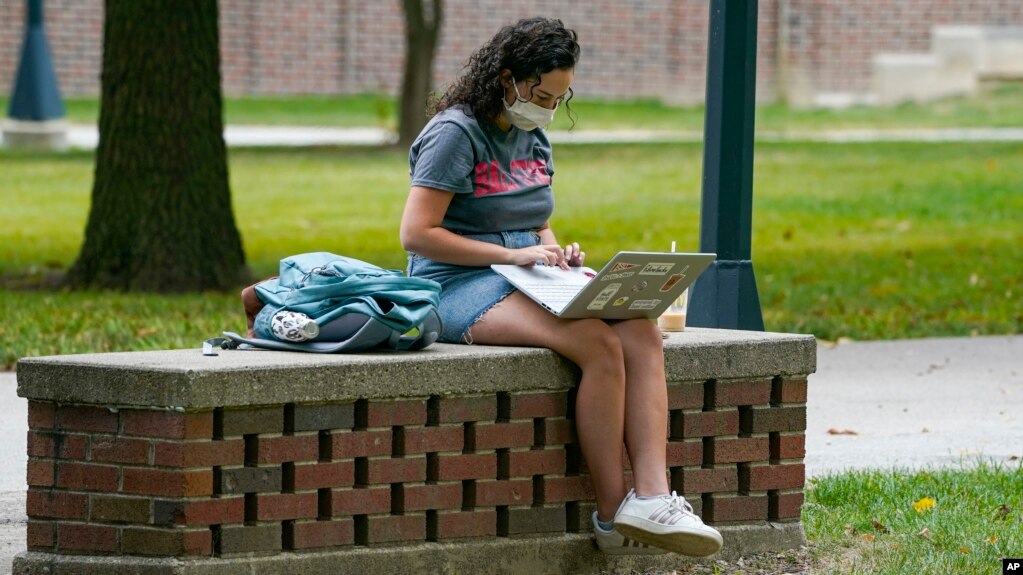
[432,17,580,126]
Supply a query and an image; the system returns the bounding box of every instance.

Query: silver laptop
[491,251,715,319]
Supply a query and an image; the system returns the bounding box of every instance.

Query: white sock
[635,493,670,501]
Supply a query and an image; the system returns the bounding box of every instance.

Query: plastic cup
[657,289,688,332]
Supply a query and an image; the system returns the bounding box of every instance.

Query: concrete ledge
[14,522,804,575]
[17,328,816,409]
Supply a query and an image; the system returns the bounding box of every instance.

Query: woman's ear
[499,69,513,87]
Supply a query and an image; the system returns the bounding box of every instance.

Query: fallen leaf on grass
[994,505,1012,520]
[844,524,856,536]
[827,428,859,435]
[135,327,159,337]
[913,497,936,513]
[987,535,998,545]
[959,546,971,554]
[860,534,876,543]
[917,528,932,540]
[871,519,889,533]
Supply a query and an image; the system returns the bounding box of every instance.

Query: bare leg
[468,292,627,521]
[609,319,671,496]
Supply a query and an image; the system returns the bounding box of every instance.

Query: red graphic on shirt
[473,159,551,197]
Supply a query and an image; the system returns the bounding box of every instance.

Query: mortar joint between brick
[392,426,402,457]
[702,379,716,410]
[391,483,402,515]
[283,404,296,434]
[318,431,331,462]
[282,518,296,550]
[496,393,510,422]
[354,515,368,545]
[496,449,510,479]
[426,509,438,541]
[317,488,331,520]
[426,396,440,427]
[212,524,223,556]
[243,434,258,467]
[462,422,473,453]
[354,458,369,486]
[282,462,296,493]
[353,400,369,430]
[496,505,509,537]
[213,408,225,440]
[244,493,257,525]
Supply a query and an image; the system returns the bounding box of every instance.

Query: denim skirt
[407,230,540,343]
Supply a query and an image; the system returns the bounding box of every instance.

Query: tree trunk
[397,0,443,149]
[65,0,247,292]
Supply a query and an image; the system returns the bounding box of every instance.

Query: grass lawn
[2,141,1021,368]
[802,462,1023,575]
[672,462,1023,575]
[2,81,1021,131]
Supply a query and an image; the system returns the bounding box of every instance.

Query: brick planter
[15,328,814,575]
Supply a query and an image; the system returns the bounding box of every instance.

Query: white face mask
[503,78,558,131]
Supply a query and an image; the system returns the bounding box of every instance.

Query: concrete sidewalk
[59,123,1023,149]
[1,334,1020,572]
[806,335,1022,475]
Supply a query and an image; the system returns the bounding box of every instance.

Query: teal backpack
[204,252,442,354]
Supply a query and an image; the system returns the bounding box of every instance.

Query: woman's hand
[508,244,566,267]
[508,243,584,269]
[563,242,585,267]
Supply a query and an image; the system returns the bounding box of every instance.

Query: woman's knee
[616,319,664,347]
[564,320,625,374]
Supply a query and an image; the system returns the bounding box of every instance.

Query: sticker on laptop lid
[639,263,675,276]
[601,271,636,281]
[610,262,639,272]
[613,296,629,306]
[587,283,622,310]
[659,273,686,292]
[631,281,649,293]
[628,299,661,310]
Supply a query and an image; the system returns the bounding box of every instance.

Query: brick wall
[782,0,1023,97]
[3,1,1020,104]
[24,375,806,558]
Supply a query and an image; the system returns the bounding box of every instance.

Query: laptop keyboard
[523,284,582,310]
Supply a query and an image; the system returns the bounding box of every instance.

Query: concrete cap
[16,328,816,409]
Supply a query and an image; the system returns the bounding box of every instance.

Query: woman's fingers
[513,245,577,267]
[516,245,561,266]
[563,242,584,266]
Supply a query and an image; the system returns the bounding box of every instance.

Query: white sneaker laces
[666,491,696,516]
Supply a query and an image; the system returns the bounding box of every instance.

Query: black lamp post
[3,0,67,149]
[688,0,765,331]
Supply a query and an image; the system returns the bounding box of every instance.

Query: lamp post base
[2,118,68,150]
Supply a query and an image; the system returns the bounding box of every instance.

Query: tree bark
[397,0,443,149]
[66,0,247,292]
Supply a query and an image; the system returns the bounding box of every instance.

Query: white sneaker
[591,512,667,555]
[613,489,723,557]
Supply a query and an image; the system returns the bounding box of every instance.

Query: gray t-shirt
[409,108,555,234]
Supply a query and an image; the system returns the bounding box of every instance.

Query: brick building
[1,0,1021,105]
